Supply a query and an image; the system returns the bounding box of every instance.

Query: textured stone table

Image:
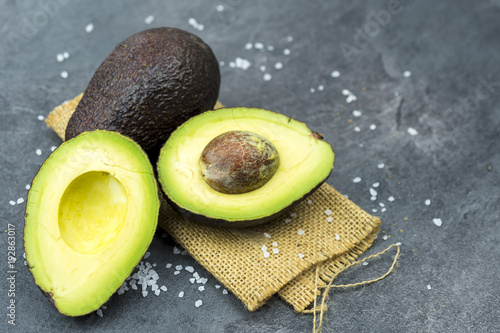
[1,0,499,332]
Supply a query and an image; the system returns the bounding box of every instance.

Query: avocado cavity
[200,131,279,194]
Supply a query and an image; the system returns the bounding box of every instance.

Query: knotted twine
[45,94,399,331]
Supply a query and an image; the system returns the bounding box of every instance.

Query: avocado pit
[200,131,279,194]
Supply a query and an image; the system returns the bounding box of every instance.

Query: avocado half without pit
[157,107,335,228]
[24,131,159,316]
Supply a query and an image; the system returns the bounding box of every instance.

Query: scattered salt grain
[37,115,44,121]
[60,71,68,79]
[346,94,357,103]
[143,251,150,259]
[175,265,183,271]
[178,291,184,297]
[50,146,57,151]
[263,73,272,81]
[264,232,271,239]
[352,110,362,117]
[272,241,278,247]
[263,251,270,258]
[290,212,297,218]
[17,198,24,204]
[284,218,292,223]
[381,207,387,212]
[425,199,431,206]
[433,218,442,227]
[142,290,148,297]
[307,200,312,205]
[427,285,432,290]
[181,250,188,255]
[371,196,377,201]
[174,271,180,275]
[229,57,251,70]
[383,235,388,240]
[379,202,385,207]
[254,42,264,50]
[216,4,225,12]
[155,289,161,296]
[370,124,377,130]
[166,263,172,268]
[403,71,412,78]
[342,89,350,96]
[96,309,103,317]
[353,177,362,183]
[378,163,385,169]
[36,149,42,156]
[388,196,395,202]
[85,23,94,33]
[188,18,204,31]
[173,246,181,254]
[327,217,333,222]
[63,51,69,59]
[272,248,279,254]
[370,188,378,196]
[185,266,194,273]
[310,88,315,93]
[283,48,291,55]
[372,182,380,188]
[267,45,274,51]
[354,126,360,132]
[372,208,378,213]
[160,286,167,291]
[222,289,228,294]
[190,278,195,284]
[259,65,266,72]
[274,62,283,70]
[407,127,418,136]
[144,15,155,24]
[363,261,369,266]
[331,70,340,78]
[215,285,221,289]
[298,253,305,259]
[325,209,332,216]
[335,234,340,241]
[318,85,324,91]
[56,53,64,62]
[244,42,253,50]
[261,245,267,251]
[298,229,305,236]
[9,201,15,206]
[286,36,294,42]
[219,61,225,66]
[198,286,205,291]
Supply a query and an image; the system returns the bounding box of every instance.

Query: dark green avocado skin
[65,27,220,160]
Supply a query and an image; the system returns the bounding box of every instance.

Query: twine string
[302,244,400,333]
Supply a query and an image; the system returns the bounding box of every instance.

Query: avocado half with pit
[157,107,334,227]
[24,131,159,316]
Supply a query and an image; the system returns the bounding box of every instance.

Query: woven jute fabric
[45,94,381,312]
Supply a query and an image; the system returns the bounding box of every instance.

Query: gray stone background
[1,0,499,332]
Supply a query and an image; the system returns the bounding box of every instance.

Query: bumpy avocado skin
[65,27,220,160]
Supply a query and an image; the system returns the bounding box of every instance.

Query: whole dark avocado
[65,27,220,160]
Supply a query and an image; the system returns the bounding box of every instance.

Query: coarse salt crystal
[331,70,340,78]
[63,51,69,59]
[342,89,350,96]
[263,73,272,81]
[298,253,305,259]
[346,94,357,103]
[50,146,57,151]
[260,65,266,72]
[36,149,42,156]
[372,208,378,213]
[264,233,271,239]
[173,246,181,254]
[57,54,64,62]
[175,265,183,271]
[283,48,291,55]
[155,289,161,296]
[254,42,264,49]
[174,271,180,275]
[222,289,228,294]
[60,71,68,79]
[143,252,150,259]
[9,201,16,206]
[378,163,385,169]
[354,126,360,132]
[403,71,412,78]
[286,36,294,42]
[310,88,315,93]
[298,229,305,236]
[425,199,431,206]
[244,42,253,50]
[363,261,369,266]
[272,248,279,254]
[261,245,267,251]
[427,285,431,290]
[185,266,194,273]
[96,309,103,317]
[267,45,274,51]
[272,242,278,247]
[215,285,221,289]
[433,218,442,227]
[383,235,388,240]
[85,23,94,33]
[325,209,332,215]
[198,286,205,291]
[335,234,340,241]
[144,15,155,24]
[388,196,395,202]
[370,188,378,196]
[352,110,362,117]
[178,291,184,297]
[372,182,380,188]
[17,198,24,204]
[307,200,312,205]
[263,251,270,258]
[37,115,44,121]
[284,218,292,223]
[142,290,148,297]
[166,263,172,268]
[353,177,362,183]
[371,196,377,201]
[25,184,30,190]
[327,217,333,222]
[290,212,297,218]
[370,124,377,130]
[407,127,418,136]
[274,62,283,70]
[379,202,385,207]
[318,85,324,91]
[160,286,167,291]
[216,4,224,12]
[189,278,195,284]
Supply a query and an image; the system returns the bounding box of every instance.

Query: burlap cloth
[46,95,382,312]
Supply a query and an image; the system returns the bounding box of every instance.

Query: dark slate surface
[1,0,499,332]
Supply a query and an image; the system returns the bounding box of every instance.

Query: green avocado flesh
[24,131,159,316]
[157,108,334,227]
